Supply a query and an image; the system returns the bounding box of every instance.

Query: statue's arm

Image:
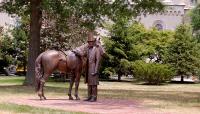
[94,48,101,75]
[72,44,88,57]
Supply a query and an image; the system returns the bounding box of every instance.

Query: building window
[153,20,165,30]
[155,24,163,30]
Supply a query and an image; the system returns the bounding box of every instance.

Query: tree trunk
[118,72,122,82]
[181,75,184,82]
[23,59,26,75]
[23,0,42,86]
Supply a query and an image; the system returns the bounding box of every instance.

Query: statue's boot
[84,96,92,101]
[84,85,92,101]
[89,85,97,102]
[89,96,97,102]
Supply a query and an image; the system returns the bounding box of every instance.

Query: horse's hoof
[75,97,80,100]
[38,94,43,100]
[39,97,43,100]
[69,96,74,100]
[43,96,47,100]
[74,95,80,100]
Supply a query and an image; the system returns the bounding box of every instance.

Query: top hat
[87,31,96,42]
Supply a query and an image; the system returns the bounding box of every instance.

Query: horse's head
[95,37,105,57]
[74,37,105,58]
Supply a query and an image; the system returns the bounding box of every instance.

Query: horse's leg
[68,73,75,100]
[38,78,45,100]
[74,71,81,100]
[40,73,49,100]
[38,82,43,100]
[42,85,46,100]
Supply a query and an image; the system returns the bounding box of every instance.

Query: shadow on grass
[133,80,200,86]
[136,83,168,86]
[170,81,197,84]
[99,79,133,82]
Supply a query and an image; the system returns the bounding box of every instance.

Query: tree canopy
[1,0,164,50]
[190,4,200,41]
[167,25,200,81]
[0,0,164,85]
[101,22,174,80]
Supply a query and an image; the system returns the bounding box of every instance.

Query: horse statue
[35,38,105,100]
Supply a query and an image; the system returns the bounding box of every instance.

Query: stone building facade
[138,0,199,31]
[0,0,16,30]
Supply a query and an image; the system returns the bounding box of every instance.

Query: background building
[138,0,199,30]
[0,0,16,30]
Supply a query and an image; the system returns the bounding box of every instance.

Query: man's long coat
[85,46,101,85]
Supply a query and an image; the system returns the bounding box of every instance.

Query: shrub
[131,60,175,85]
[100,67,115,79]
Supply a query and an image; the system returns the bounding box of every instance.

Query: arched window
[153,20,165,30]
[155,24,163,30]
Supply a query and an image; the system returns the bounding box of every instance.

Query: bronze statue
[84,31,105,102]
[35,38,104,100]
[35,30,104,100]
[35,44,86,100]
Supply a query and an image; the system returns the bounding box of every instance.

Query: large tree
[23,0,42,85]
[167,25,200,82]
[102,19,133,81]
[101,22,174,81]
[0,26,3,46]
[1,0,164,85]
[190,4,200,41]
[0,24,28,74]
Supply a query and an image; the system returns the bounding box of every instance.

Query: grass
[0,76,24,85]
[0,103,88,114]
[0,76,200,114]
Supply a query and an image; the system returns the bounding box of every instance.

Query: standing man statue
[84,31,101,102]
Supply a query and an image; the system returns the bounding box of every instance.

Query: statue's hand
[72,50,82,57]
[91,73,98,76]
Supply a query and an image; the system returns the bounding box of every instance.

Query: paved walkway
[10,97,171,114]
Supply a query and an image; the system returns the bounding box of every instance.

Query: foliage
[0,26,3,59]
[166,24,200,76]
[0,0,164,50]
[0,22,28,71]
[190,4,200,41]
[131,60,175,85]
[101,67,116,79]
[128,23,174,61]
[0,0,164,84]
[101,20,134,80]
[101,23,174,79]
[0,26,3,36]
[11,24,28,69]
[0,33,16,66]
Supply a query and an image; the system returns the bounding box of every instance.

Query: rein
[59,50,68,58]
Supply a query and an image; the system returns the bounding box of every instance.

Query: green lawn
[0,76,200,114]
[0,103,88,114]
[0,76,24,85]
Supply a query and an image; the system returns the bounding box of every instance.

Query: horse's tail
[35,53,43,92]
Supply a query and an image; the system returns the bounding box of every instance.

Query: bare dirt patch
[9,97,171,114]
